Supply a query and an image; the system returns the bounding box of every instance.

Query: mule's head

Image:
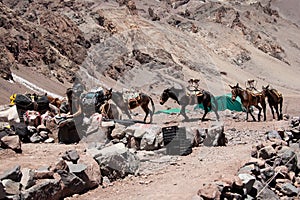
[229,83,240,101]
[160,89,170,105]
[104,88,113,101]
[262,84,270,92]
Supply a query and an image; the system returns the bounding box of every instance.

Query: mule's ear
[266,85,269,89]
[236,83,239,87]
[228,84,233,89]
[109,88,112,92]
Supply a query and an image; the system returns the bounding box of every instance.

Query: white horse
[0,105,20,123]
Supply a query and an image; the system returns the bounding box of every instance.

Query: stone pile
[0,150,101,200]
[196,117,300,199]
[104,121,227,153]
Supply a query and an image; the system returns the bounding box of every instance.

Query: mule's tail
[149,96,155,114]
[211,94,220,120]
[211,95,218,111]
[279,94,283,120]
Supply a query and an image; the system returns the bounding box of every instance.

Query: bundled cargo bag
[23,110,41,127]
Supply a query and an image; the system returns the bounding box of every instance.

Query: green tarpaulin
[155,108,190,114]
[194,93,243,112]
[155,93,243,114]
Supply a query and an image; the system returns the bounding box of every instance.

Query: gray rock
[94,143,140,180]
[67,164,87,174]
[53,159,69,172]
[140,132,156,150]
[20,168,35,190]
[78,153,101,189]
[250,180,278,199]
[34,167,54,179]
[111,124,126,139]
[2,179,20,195]
[0,135,22,153]
[260,167,275,182]
[258,146,276,160]
[203,124,227,147]
[266,130,282,140]
[277,146,297,171]
[276,182,299,196]
[21,179,61,200]
[57,170,87,198]
[133,129,146,138]
[62,150,80,164]
[238,164,259,176]
[238,173,256,194]
[0,165,22,182]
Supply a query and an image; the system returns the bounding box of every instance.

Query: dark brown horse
[262,85,283,120]
[229,83,266,121]
[159,87,219,121]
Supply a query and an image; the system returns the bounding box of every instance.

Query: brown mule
[229,83,266,121]
[128,93,155,123]
[262,85,283,120]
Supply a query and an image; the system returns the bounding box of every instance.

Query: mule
[159,87,220,121]
[262,85,283,120]
[128,93,155,123]
[102,89,133,120]
[99,101,114,120]
[229,83,266,121]
[47,95,62,109]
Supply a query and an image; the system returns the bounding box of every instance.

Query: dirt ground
[0,95,298,200]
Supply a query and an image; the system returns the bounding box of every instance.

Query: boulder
[0,135,22,153]
[203,124,227,147]
[20,168,35,190]
[78,152,102,189]
[93,143,140,180]
[57,170,88,198]
[21,179,61,200]
[2,179,20,195]
[0,165,22,182]
[197,183,221,199]
[62,150,80,164]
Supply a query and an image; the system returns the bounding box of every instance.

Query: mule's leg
[212,106,220,121]
[141,105,150,123]
[201,106,209,121]
[124,108,132,119]
[279,99,283,120]
[274,104,280,120]
[269,104,275,119]
[262,102,267,121]
[248,107,256,121]
[254,105,262,121]
[180,105,188,120]
[246,107,249,121]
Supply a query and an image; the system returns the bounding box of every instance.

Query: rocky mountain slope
[0,0,300,104]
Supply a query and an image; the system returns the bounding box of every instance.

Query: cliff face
[0,0,300,97]
[0,0,89,83]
